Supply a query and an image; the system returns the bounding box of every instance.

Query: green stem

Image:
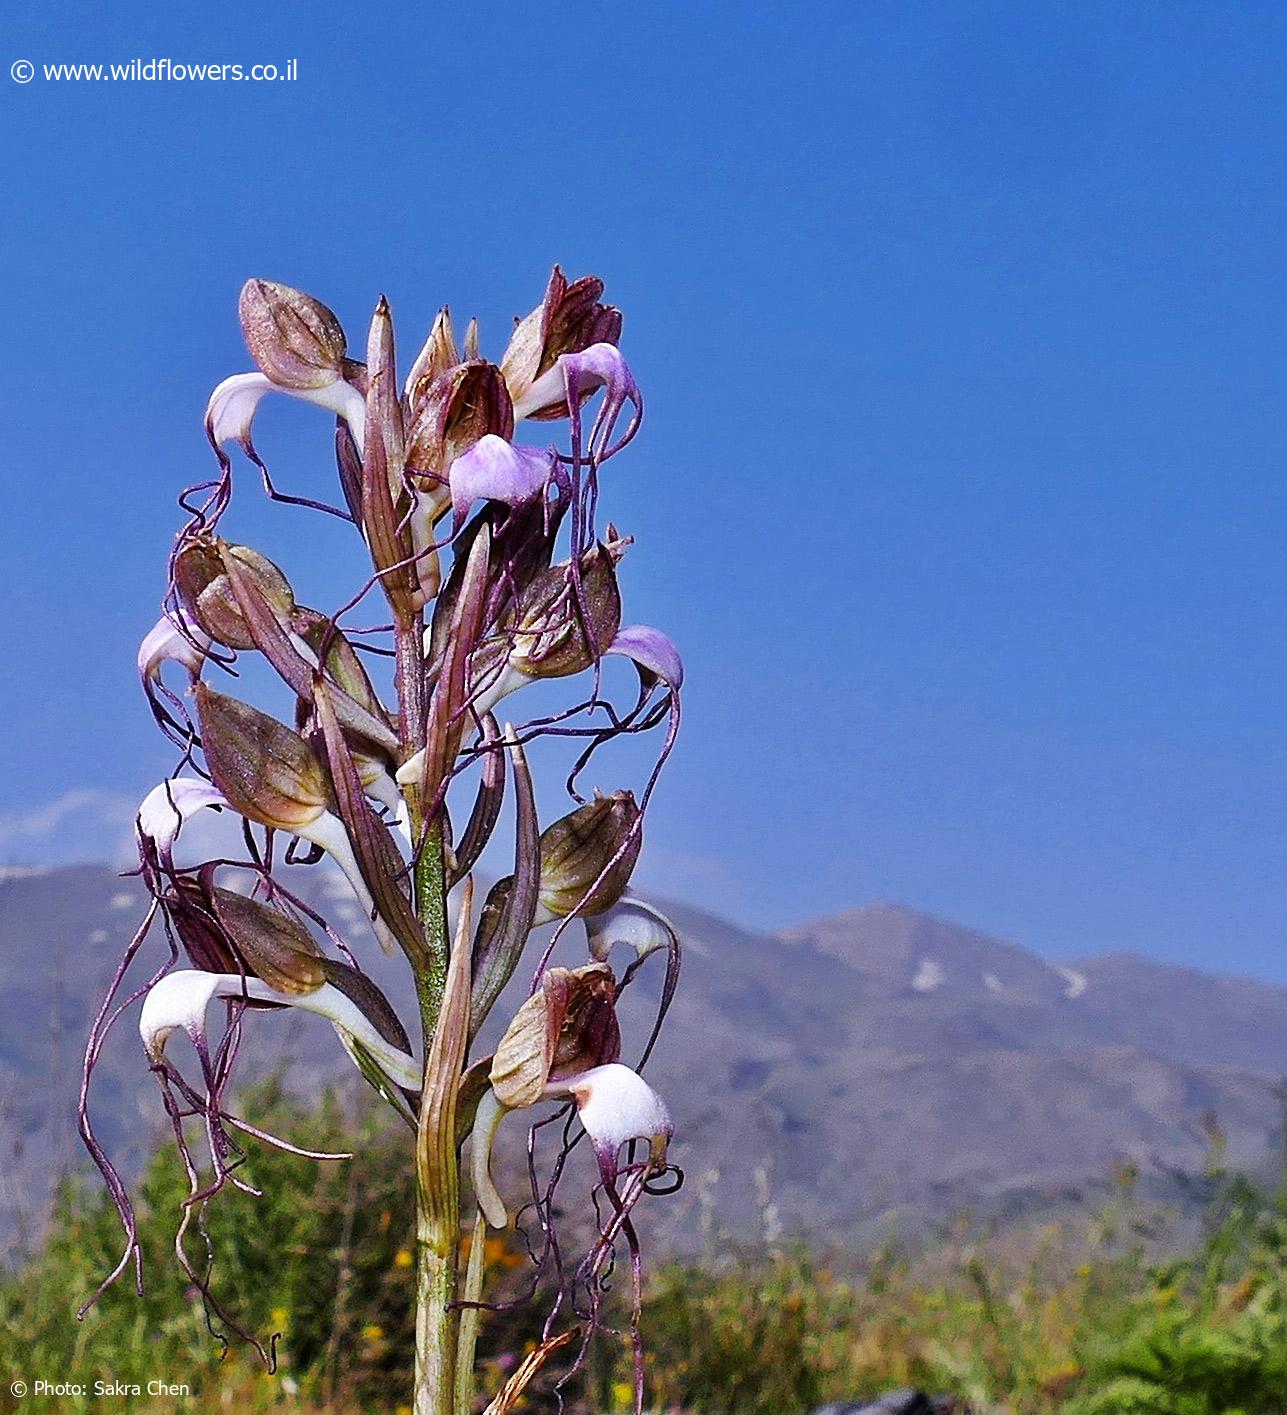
[414,1161,459,1415]
[411,826,458,1415]
[397,607,461,1415]
[414,820,449,1034]
[454,1211,487,1415]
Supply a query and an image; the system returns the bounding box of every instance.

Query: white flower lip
[585,895,677,964]
[137,611,210,681]
[206,371,367,458]
[549,1062,672,1161]
[136,779,399,955]
[137,778,229,854]
[139,969,421,1090]
[471,1062,672,1228]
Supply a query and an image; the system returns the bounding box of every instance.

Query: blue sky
[3,2,1287,979]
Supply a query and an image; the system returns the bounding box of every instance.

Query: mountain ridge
[2,865,1285,1258]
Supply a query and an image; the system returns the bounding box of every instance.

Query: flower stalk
[80,269,685,1414]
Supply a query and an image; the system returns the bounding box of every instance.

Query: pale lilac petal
[448,434,561,531]
[205,370,366,459]
[137,610,210,681]
[561,343,643,461]
[606,625,684,689]
[513,343,643,462]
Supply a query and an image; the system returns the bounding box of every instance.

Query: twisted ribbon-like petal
[205,371,367,461]
[139,969,420,1090]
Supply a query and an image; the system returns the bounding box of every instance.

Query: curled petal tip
[607,625,684,690]
[562,342,639,394]
[514,342,642,458]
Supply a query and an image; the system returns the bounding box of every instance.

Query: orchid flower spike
[139,969,420,1091]
[85,270,685,1375]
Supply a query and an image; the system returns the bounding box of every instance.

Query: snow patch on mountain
[1052,964,1088,999]
[912,958,945,991]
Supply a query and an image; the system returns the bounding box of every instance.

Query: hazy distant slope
[2,869,1284,1255]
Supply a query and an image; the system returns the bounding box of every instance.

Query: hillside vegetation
[2,1085,1286,1414]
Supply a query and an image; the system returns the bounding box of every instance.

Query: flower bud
[501,267,622,418]
[508,540,624,682]
[194,683,328,831]
[536,791,641,923]
[174,538,295,651]
[238,279,347,390]
[209,886,326,995]
[162,874,241,975]
[405,361,515,486]
[490,963,620,1109]
[404,306,460,406]
[360,296,418,622]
